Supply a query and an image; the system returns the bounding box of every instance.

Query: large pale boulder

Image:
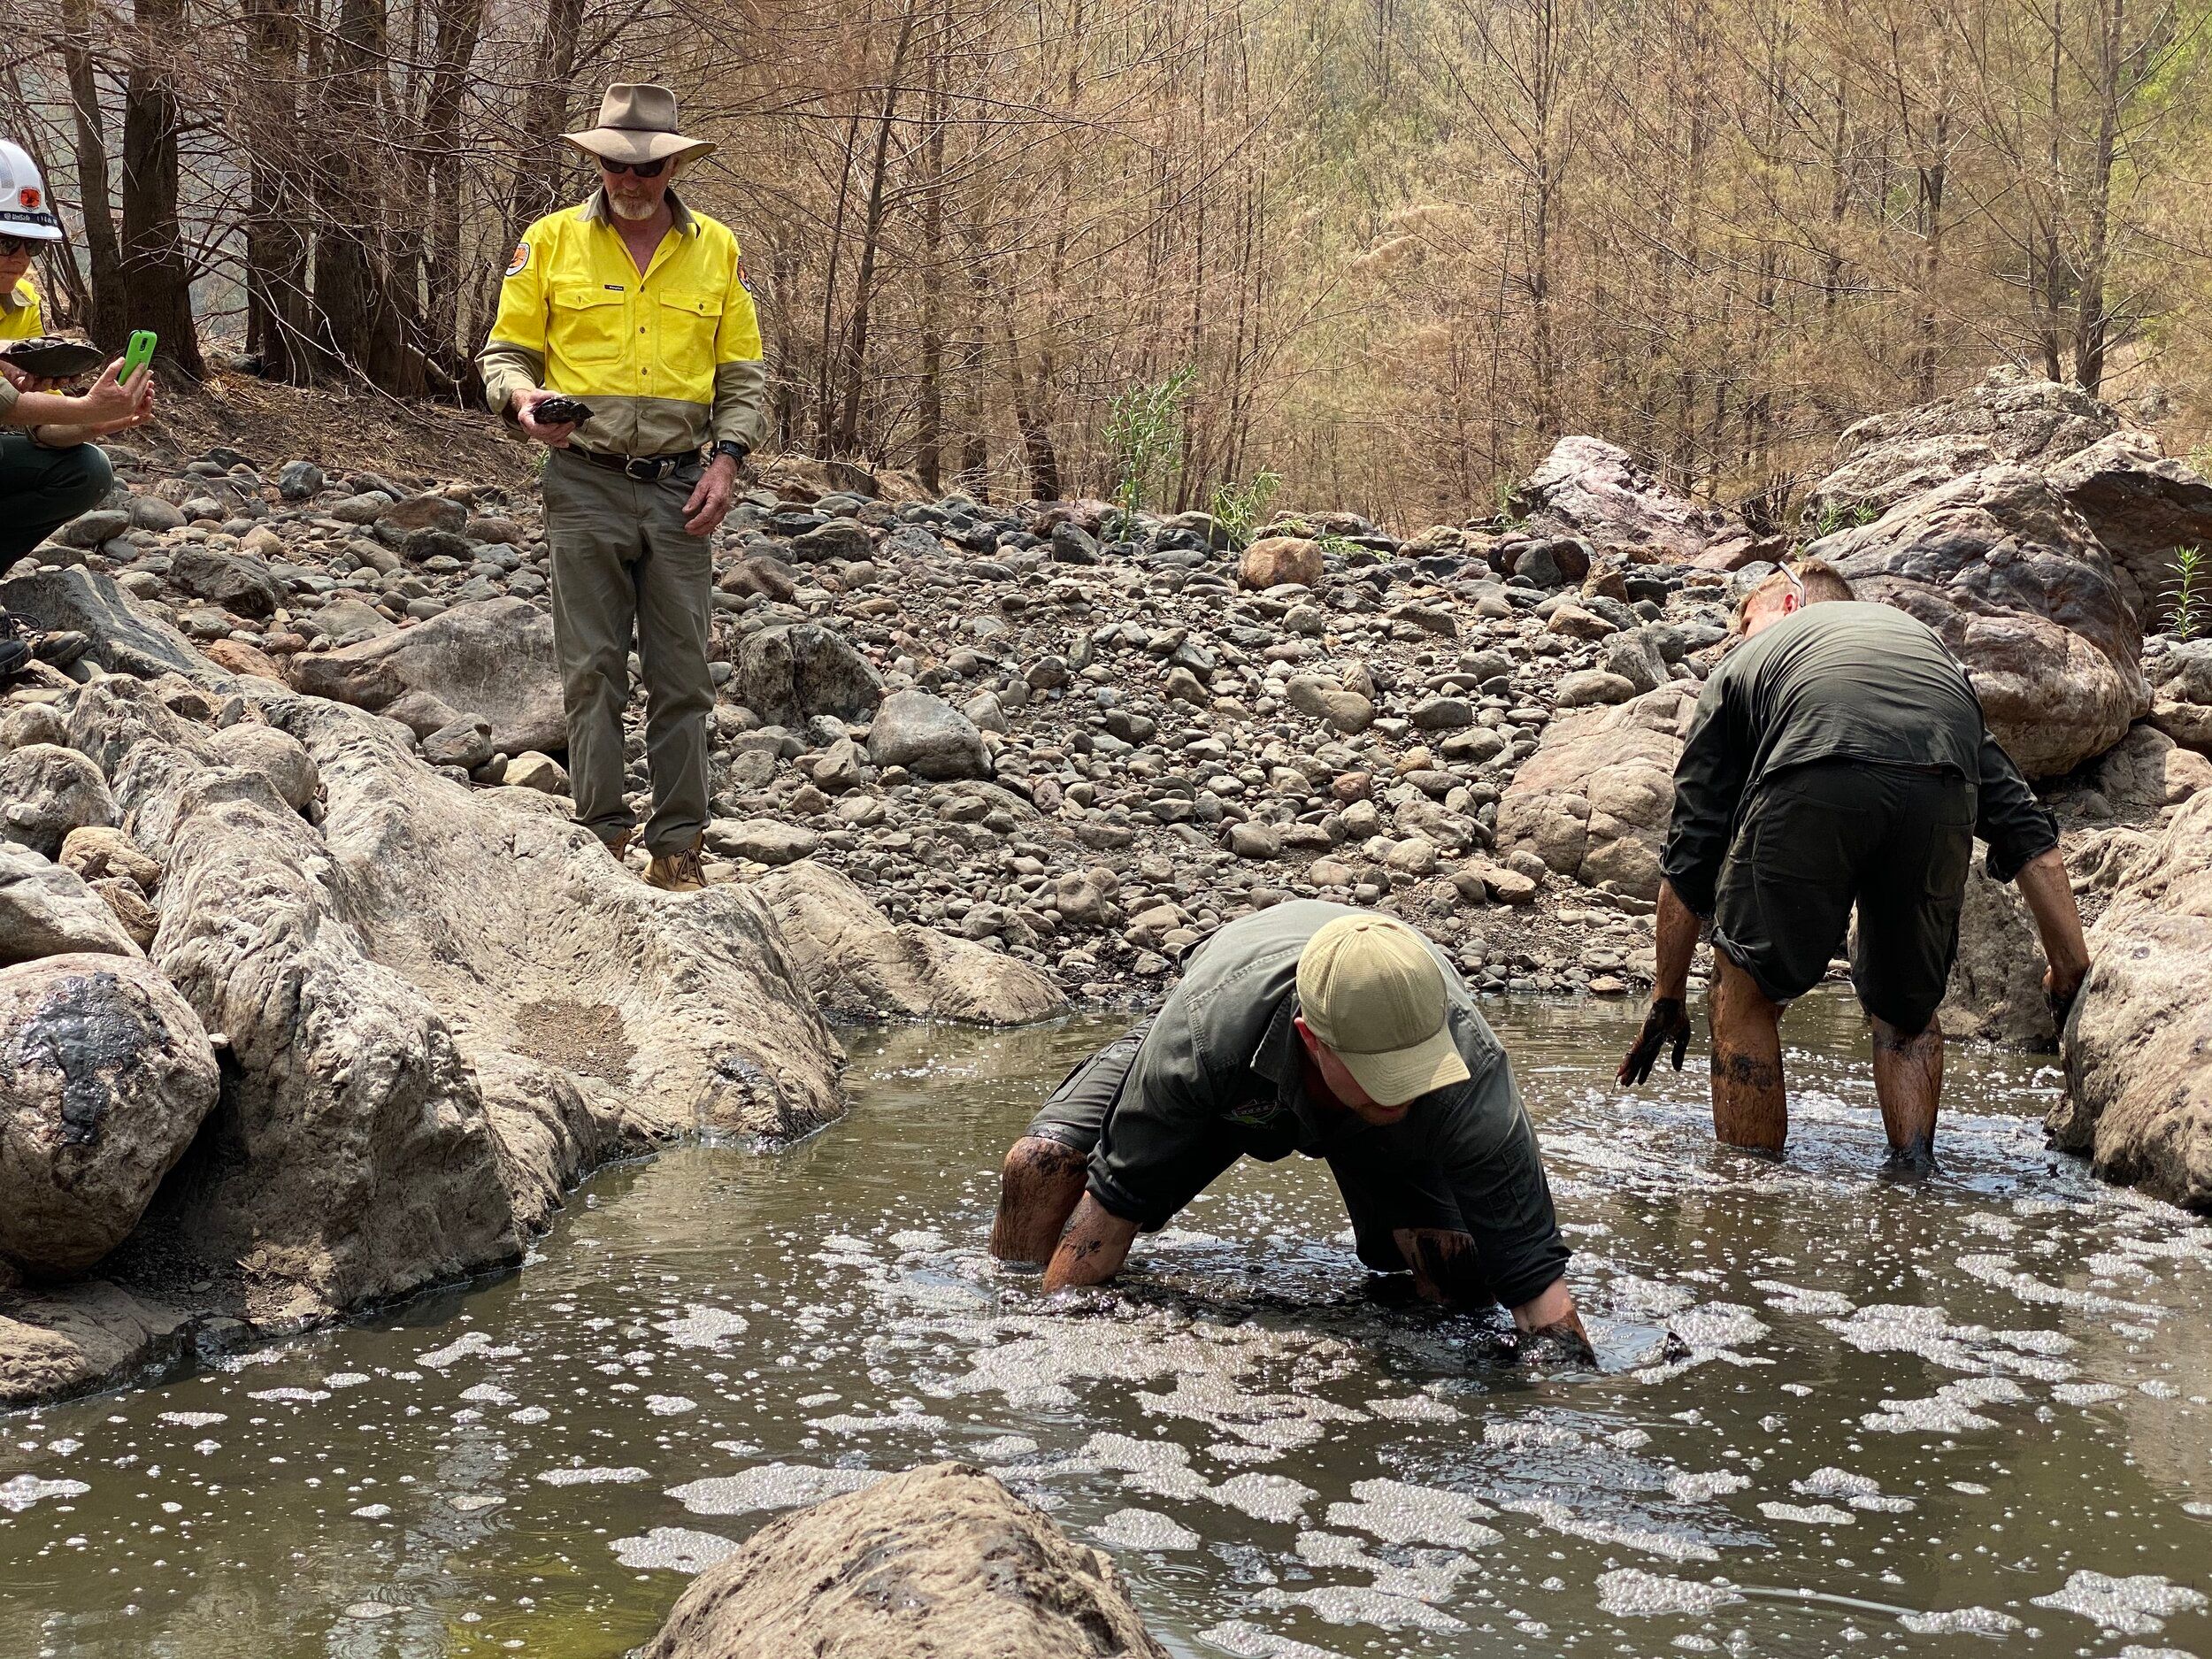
[1806,466,2148,778]
[1939,861,2055,1049]
[637,1463,1169,1659]
[285,596,565,755]
[1239,535,1324,590]
[2148,640,2212,751]
[1509,435,1760,565]
[734,623,884,730]
[0,742,118,857]
[0,842,142,966]
[1495,686,1697,899]
[2043,432,2212,626]
[753,861,1065,1025]
[53,671,844,1328]
[2050,789,2212,1210]
[0,954,220,1278]
[2083,722,2212,817]
[866,689,989,780]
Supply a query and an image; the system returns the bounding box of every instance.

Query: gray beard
[607,193,659,222]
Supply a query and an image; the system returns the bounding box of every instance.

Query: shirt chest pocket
[657,290,724,369]
[549,285,627,365]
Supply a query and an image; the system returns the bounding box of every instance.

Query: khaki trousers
[541,448,714,854]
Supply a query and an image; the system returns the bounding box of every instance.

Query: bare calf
[988,1135,1089,1263]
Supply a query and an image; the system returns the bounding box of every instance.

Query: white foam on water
[1897,1606,2023,1634]
[1955,1255,2163,1319]
[415,1332,493,1369]
[611,1526,741,1574]
[351,1503,392,1518]
[1199,1618,1354,1659]
[1325,1478,1501,1550]
[1366,1394,1462,1423]
[2030,1571,2208,1635]
[1090,1506,1201,1551]
[458,1384,514,1405]
[645,1395,698,1416]
[657,1306,750,1349]
[1863,1376,2032,1435]
[444,1494,503,1513]
[810,1409,945,1433]
[1253,1585,1467,1632]
[1758,1501,1853,1525]
[155,1411,226,1429]
[1608,1274,1701,1317]
[1667,1302,1770,1353]
[323,1371,371,1387]
[970,1434,1037,1463]
[668,1463,883,1516]
[0,1475,89,1512]
[1493,1496,1719,1563]
[246,1388,330,1404]
[1482,1418,1583,1451]
[1752,1280,1855,1317]
[1666,1471,1751,1503]
[536,1465,650,1486]
[1594,1567,1742,1617]
[2052,1382,2126,1406]
[509,1406,550,1425]
[1209,1472,1316,1524]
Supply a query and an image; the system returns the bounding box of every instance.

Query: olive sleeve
[1086,1005,1238,1230]
[1660,671,1750,918]
[1975,727,2060,882]
[1425,1055,1571,1310]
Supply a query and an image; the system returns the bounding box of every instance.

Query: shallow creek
[4,992,2210,1658]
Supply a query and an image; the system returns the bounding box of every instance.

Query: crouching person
[990,903,1594,1362]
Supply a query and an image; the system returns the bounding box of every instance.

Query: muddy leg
[1870,1014,1942,1173]
[1709,950,1787,1154]
[1390,1227,1487,1308]
[988,1136,1090,1263]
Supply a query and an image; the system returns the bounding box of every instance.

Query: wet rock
[1807,466,2147,779]
[735,623,884,730]
[866,689,989,780]
[636,1462,1167,1659]
[2052,788,2212,1211]
[0,1280,193,1408]
[1496,686,1697,900]
[1239,536,1323,591]
[0,744,119,858]
[0,953,220,1278]
[0,843,142,966]
[1511,436,1755,564]
[705,819,819,867]
[287,597,565,755]
[753,862,1065,1025]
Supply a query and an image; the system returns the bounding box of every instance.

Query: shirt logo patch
[504,242,530,278]
[737,261,754,294]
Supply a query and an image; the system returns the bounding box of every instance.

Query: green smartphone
[120,330,157,385]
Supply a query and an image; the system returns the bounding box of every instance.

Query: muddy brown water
[4,992,2209,1658]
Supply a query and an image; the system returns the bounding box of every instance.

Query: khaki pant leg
[633,468,717,854]
[543,451,644,841]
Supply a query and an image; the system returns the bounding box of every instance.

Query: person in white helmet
[0,138,156,676]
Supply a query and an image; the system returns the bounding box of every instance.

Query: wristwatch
[710,439,749,466]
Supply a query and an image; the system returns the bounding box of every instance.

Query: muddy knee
[989,1136,1090,1262]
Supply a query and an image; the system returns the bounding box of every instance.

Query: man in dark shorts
[990,902,1593,1359]
[1618,560,2092,1167]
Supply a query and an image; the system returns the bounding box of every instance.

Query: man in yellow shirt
[1,137,155,678]
[478,85,766,892]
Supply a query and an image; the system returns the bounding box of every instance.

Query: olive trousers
[541,448,714,856]
[0,433,113,572]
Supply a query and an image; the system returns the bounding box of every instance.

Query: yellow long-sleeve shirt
[477,188,766,460]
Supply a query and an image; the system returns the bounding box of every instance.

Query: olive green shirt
[1662,602,2059,917]
[1093,901,1571,1308]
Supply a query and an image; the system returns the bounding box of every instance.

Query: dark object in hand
[533,395,594,426]
[0,337,105,379]
[1617,995,1692,1086]
[1516,1318,1599,1367]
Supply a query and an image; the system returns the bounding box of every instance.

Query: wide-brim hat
[564,83,715,167]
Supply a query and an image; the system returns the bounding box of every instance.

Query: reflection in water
[3,993,2209,1659]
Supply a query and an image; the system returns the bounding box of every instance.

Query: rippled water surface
[5,992,2210,1658]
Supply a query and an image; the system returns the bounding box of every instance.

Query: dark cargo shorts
[1023,1018,1485,1289]
[1711,759,1976,1033]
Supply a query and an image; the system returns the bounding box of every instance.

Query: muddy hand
[2044,959,2087,1031]
[1517,1317,1598,1367]
[1617,995,1690,1086]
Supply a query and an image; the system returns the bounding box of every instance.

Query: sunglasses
[600,157,668,178]
[0,235,35,257]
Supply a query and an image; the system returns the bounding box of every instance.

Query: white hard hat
[0,141,64,242]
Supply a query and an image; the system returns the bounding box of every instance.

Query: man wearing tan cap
[480,84,766,892]
[990,902,1592,1360]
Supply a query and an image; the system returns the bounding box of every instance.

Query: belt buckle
[623,456,659,481]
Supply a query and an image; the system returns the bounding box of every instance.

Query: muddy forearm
[2014,848,2089,989]
[1041,1194,1139,1293]
[1653,879,1701,1000]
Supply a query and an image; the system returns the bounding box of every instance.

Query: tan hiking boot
[644,836,708,893]
[598,827,637,863]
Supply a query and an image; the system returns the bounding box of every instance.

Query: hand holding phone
[120,330,157,386]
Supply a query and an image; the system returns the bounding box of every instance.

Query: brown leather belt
[576,448,696,482]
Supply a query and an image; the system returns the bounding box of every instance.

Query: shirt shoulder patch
[736,262,754,295]
[505,242,531,278]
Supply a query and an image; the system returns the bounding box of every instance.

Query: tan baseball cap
[1296,914,1471,1107]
